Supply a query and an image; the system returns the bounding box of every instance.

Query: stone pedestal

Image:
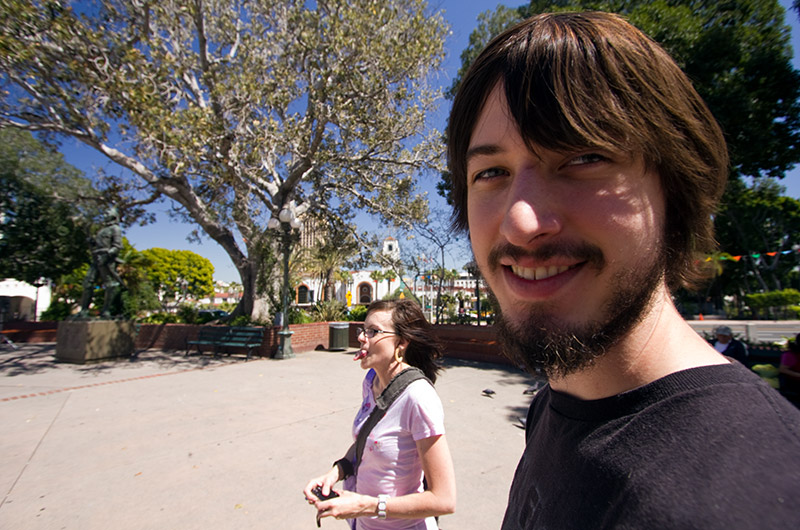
[56,320,136,363]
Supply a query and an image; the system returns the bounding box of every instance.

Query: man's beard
[489,241,666,380]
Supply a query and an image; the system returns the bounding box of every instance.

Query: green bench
[185,326,264,361]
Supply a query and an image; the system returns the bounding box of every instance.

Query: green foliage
[176,304,199,324]
[452,0,800,183]
[39,300,74,321]
[141,248,215,307]
[0,0,449,318]
[313,300,347,322]
[0,130,92,283]
[347,305,368,322]
[289,307,315,325]
[392,287,416,300]
[744,288,800,318]
[303,220,360,302]
[228,314,270,327]
[714,180,800,293]
[139,312,180,324]
[442,0,800,308]
[43,264,89,319]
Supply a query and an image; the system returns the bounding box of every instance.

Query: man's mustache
[487,241,606,271]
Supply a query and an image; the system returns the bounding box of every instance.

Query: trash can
[329,322,350,351]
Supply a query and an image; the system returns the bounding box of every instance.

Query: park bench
[185,326,264,361]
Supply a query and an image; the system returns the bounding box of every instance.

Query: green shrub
[40,300,74,321]
[346,305,368,322]
[139,312,179,324]
[177,304,198,324]
[745,289,800,319]
[314,300,346,322]
[289,307,314,324]
[230,315,254,327]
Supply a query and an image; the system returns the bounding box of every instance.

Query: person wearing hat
[712,326,748,364]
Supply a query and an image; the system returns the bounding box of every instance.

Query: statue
[78,207,124,319]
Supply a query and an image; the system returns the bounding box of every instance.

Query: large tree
[140,247,214,308]
[0,128,94,284]
[713,179,800,294]
[0,0,448,318]
[447,0,800,183]
[442,0,800,303]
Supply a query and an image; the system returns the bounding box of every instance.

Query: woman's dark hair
[791,333,800,354]
[366,299,444,383]
[447,11,729,291]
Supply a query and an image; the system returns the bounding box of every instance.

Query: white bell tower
[382,237,400,263]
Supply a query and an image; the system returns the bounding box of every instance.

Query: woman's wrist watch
[376,494,388,519]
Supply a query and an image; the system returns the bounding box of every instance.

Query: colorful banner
[705,249,799,262]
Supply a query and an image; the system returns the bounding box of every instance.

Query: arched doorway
[358,282,373,304]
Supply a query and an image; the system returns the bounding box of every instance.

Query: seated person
[711,326,748,364]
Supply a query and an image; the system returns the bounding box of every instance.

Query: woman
[779,333,800,396]
[303,299,456,529]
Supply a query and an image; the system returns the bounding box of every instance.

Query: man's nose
[499,173,562,247]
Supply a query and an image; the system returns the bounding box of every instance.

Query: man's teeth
[511,265,570,280]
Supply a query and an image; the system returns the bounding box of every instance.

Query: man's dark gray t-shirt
[502,363,800,529]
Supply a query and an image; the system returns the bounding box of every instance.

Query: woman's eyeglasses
[358,327,397,339]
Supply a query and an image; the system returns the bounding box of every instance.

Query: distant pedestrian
[711,325,748,364]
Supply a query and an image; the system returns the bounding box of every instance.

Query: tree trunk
[324,270,335,302]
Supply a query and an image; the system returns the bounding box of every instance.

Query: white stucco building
[294,237,409,308]
[0,279,52,322]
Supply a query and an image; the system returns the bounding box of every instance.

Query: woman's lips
[353,349,368,361]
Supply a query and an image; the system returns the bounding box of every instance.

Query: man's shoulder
[508,367,800,529]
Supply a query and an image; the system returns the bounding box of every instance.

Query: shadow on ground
[0,342,240,378]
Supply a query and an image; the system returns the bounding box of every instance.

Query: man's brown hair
[447,11,729,290]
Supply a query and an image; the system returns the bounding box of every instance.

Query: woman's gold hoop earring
[394,346,404,364]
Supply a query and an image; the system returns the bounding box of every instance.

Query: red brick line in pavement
[1,367,206,402]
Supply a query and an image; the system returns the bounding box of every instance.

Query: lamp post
[465,261,481,326]
[268,207,302,359]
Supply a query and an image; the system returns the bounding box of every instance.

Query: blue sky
[59,1,800,282]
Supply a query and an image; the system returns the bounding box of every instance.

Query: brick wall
[347,321,510,366]
[431,324,511,366]
[135,322,343,356]
[7,321,511,365]
[288,321,330,352]
[1,320,58,342]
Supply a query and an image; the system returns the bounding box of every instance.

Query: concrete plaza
[1,343,540,529]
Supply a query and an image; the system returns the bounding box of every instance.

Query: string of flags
[705,249,799,262]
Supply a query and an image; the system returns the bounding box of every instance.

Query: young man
[447,12,800,529]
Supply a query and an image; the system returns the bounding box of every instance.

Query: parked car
[197,309,229,323]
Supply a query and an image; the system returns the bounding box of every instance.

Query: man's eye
[565,153,608,166]
[472,167,507,182]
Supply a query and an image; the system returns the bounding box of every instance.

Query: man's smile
[509,264,574,281]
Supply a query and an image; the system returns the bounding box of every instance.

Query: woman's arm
[314,434,456,521]
[379,433,457,518]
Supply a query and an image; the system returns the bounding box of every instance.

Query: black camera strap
[353,367,430,478]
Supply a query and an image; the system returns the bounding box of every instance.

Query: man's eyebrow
[466,144,503,163]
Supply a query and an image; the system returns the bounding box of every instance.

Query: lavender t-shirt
[347,369,445,530]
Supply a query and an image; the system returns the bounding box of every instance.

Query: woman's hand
[314,491,376,523]
[303,466,340,505]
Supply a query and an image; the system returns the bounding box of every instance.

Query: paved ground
[0,343,541,529]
